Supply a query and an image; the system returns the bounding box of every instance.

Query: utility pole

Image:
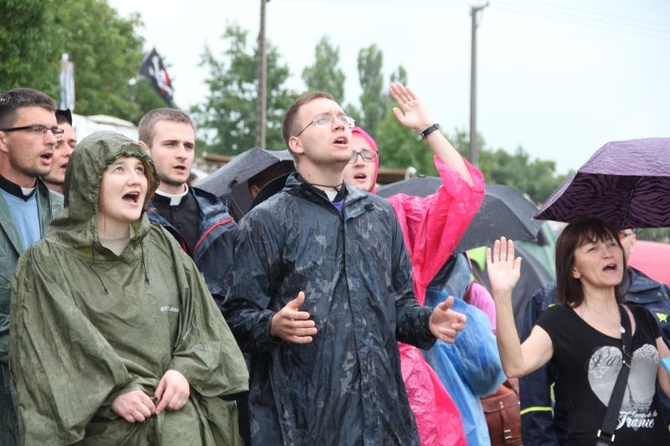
[469,1,489,165]
[255,0,269,148]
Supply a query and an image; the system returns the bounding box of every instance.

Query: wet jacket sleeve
[222,210,285,353]
[519,285,563,446]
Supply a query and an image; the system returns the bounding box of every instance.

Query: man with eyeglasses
[343,83,487,445]
[0,87,64,446]
[520,227,670,446]
[43,108,77,194]
[223,86,468,445]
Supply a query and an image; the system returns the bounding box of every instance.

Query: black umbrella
[377,176,442,198]
[377,177,543,251]
[196,148,295,220]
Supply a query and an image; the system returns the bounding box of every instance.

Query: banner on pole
[139,48,175,107]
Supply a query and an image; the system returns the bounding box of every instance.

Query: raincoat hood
[351,126,380,193]
[10,133,249,445]
[63,131,159,223]
[50,131,159,250]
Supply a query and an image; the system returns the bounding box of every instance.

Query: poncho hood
[49,131,159,250]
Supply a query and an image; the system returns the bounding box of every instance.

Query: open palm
[486,237,522,295]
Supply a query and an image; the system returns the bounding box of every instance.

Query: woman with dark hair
[487,218,670,445]
[9,131,248,445]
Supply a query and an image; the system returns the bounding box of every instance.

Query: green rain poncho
[9,132,249,445]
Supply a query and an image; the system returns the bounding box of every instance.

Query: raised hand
[155,369,190,414]
[389,82,433,133]
[429,296,467,343]
[270,291,317,343]
[486,237,522,297]
[111,389,156,423]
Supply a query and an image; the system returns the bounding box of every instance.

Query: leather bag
[481,377,523,446]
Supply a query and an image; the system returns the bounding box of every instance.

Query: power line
[280,0,670,41]
[494,0,670,41]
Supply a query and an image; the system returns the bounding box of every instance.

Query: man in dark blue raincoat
[223,91,467,446]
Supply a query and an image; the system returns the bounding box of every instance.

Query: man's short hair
[138,108,194,147]
[0,88,57,129]
[56,109,73,126]
[281,91,334,150]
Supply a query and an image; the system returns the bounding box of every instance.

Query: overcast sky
[108,0,670,174]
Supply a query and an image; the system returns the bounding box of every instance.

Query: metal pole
[255,0,268,148]
[469,2,488,165]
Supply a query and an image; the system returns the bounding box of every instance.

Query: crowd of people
[1,83,669,446]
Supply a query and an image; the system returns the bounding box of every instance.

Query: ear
[138,140,150,152]
[0,132,8,154]
[571,267,581,279]
[249,183,261,199]
[288,135,305,156]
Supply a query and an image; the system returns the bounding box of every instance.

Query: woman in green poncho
[9,131,249,445]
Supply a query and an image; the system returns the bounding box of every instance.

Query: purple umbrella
[534,138,670,228]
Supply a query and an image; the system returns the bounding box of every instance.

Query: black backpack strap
[595,304,633,446]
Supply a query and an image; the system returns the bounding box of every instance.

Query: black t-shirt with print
[537,304,669,445]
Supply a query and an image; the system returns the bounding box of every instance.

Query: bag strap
[595,304,633,446]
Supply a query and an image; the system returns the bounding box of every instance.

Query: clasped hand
[111,369,190,423]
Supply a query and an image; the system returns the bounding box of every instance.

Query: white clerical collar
[155,185,189,206]
[21,186,36,197]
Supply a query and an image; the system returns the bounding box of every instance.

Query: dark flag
[139,48,175,107]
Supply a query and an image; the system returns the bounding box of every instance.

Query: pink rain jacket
[389,158,484,446]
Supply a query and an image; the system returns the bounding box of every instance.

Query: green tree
[51,0,146,120]
[1,0,146,120]
[302,37,346,103]
[444,127,471,158]
[192,23,295,154]
[389,66,408,85]
[0,1,59,91]
[636,228,670,242]
[357,45,386,136]
[375,111,435,175]
[477,146,568,204]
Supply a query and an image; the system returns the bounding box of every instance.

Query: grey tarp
[9,132,249,445]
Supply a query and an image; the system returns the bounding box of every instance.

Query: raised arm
[487,237,553,377]
[389,82,474,186]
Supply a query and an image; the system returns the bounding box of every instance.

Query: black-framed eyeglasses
[295,114,355,137]
[349,149,378,164]
[0,124,64,136]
